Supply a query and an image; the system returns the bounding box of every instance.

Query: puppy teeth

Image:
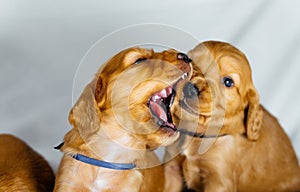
[181,73,188,79]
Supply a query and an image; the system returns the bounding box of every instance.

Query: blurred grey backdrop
[1,0,300,171]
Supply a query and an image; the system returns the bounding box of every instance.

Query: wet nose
[183,82,200,98]
[177,53,192,63]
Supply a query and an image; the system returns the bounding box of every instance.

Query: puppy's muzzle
[179,82,201,116]
[177,52,192,63]
[147,53,192,133]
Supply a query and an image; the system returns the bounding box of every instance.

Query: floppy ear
[63,79,102,151]
[245,88,263,141]
[95,74,107,109]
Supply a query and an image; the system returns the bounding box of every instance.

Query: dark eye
[134,58,146,64]
[222,77,234,88]
[183,82,200,98]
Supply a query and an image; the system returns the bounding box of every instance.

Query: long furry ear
[63,79,102,150]
[95,74,107,109]
[245,88,263,141]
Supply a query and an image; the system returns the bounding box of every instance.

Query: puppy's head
[67,47,192,151]
[176,41,262,140]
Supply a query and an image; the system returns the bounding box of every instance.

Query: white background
[1,0,299,171]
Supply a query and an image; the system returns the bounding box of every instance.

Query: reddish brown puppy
[164,41,300,192]
[0,134,55,192]
[54,47,192,192]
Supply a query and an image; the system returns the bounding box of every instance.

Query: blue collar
[71,154,136,170]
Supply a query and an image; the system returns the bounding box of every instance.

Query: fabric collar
[179,129,227,138]
[71,154,136,170]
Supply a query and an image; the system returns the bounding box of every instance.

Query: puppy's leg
[184,137,238,192]
[204,168,237,192]
[182,159,204,192]
[163,154,186,192]
[183,156,237,192]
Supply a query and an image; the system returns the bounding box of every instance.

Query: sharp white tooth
[160,89,167,98]
[166,86,173,95]
[153,95,161,101]
[181,73,187,79]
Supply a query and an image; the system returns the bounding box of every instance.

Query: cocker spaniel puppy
[0,134,55,192]
[54,47,192,191]
[164,41,300,192]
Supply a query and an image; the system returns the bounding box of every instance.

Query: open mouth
[147,73,188,132]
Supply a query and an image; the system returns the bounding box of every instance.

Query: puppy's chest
[88,169,143,192]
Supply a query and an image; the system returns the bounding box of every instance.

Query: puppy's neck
[88,126,146,165]
[221,111,245,135]
[196,111,245,136]
[61,123,147,167]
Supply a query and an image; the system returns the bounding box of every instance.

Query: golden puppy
[54,47,192,191]
[0,134,55,192]
[164,41,300,192]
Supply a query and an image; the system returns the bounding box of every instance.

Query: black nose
[177,53,192,63]
[183,82,200,98]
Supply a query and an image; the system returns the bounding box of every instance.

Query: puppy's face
[81,47,192,149]
[174,41,261,138]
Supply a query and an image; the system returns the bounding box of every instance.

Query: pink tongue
[149,101,167,122]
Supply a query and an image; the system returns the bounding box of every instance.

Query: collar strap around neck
[71,154,136,170]
[179,130,227,138]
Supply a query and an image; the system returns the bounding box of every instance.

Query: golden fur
[54,47,192,191]
[164,41,300,192]
[0,134,55,192]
